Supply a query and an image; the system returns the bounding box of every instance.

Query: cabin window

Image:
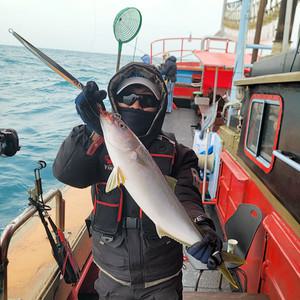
[244,94,282,173]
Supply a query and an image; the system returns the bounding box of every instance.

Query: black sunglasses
[118,94,159,108]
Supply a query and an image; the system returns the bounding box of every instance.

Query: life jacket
[91,133,175,236]
[90,133,183,284]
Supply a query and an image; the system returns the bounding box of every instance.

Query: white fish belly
[116,152,202,246]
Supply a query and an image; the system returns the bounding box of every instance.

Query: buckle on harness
[123,217,140,229]
[100,235,114,243]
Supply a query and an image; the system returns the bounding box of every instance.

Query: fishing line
[126,42,148,56]
[132,36,139,61]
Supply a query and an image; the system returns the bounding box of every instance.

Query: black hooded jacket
[160,56,177,82]
[53,125,206,284]
[53,63,208,286]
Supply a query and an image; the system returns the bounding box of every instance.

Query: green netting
[113,7,142,43]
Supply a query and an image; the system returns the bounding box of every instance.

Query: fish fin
[218,262,239,289]
[106,166,126,193]
[164,175,177,191]
[117,167,126,186]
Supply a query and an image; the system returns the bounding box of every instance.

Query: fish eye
[119,122,126,129]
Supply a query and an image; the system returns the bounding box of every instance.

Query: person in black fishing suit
[160,53,177,113]
[53,62,222,300]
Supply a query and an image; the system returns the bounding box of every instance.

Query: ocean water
[0,44,133,230]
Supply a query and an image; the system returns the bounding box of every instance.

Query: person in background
[160,52,177,113]
[53,62,222,300]
[141,54,150,64]
[162,51,170,63]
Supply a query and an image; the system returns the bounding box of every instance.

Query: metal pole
[201,128,210,202]
[219,0,228,36]
[180,39,184,62]
[282,0,294,51]
[251,0,268,63]
[227,0,251,126]
[202,67,218,202]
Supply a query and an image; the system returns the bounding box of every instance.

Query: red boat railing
[150,36,236,64]
[150,37,203,63]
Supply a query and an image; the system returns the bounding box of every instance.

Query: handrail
[0,189,64,300]
[150,37,203,63]
[273,150,300,172]
[150,36,236,64]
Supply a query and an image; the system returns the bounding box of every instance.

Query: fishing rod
[8,29,84,90]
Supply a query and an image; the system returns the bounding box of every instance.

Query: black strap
[85,215,92,237]
[36,210,60,259]
[125,222,144,287]
[123,217,140,229]
[33,203,80,284]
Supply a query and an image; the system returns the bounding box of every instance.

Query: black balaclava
[118,107,157,137]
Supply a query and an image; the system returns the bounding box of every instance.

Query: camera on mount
[0,128,20,157]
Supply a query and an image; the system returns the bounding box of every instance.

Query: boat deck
[163,108,231,293]
[162,108,198,148]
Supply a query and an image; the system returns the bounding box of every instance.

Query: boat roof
[193,50,252,68]
[235,71,300,85]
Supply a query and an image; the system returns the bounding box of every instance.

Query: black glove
[75,81,107,135]
[187,219,223,270]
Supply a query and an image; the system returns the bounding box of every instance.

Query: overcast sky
[0,0,224,55]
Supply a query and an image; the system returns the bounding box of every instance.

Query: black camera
[0,128,20,156]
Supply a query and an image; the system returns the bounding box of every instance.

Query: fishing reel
[0,128,20,157]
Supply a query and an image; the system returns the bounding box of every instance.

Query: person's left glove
[187,217,223,270]
[75,81,107,135]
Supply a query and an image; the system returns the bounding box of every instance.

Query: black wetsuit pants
[94,271,183,300]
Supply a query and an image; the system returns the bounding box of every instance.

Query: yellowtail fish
[99,110,240,288]
[100,111,201,246]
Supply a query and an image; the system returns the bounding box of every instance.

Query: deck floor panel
[162,108,198,148]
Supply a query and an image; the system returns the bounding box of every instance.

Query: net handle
[116,41,122,72]
[113,7,142,72]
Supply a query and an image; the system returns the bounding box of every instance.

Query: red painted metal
[188,51,251,97]
[67,254,94,299]
[215,150,300,298]
[261,213,300,300]
[177,61,201,71]
[243,94,283,173]
[217,151,248,226]
[150,37,251,101]
[202,66,234,96]
[174,85,198,100]
[193,51,252,68]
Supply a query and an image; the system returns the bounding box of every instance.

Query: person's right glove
[75,81,107,135]
[187,218,223,270]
